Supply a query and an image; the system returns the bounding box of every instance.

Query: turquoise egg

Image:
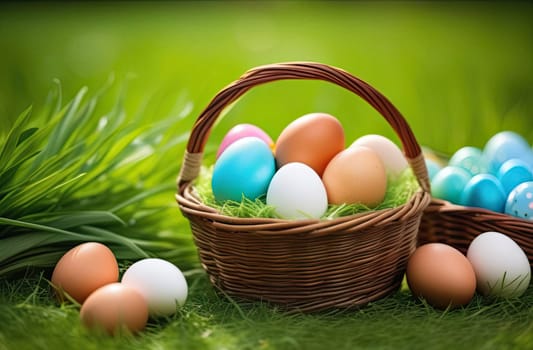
[505,181,533,220]
[449,146,486,175]
[212,136,276,202]
[483,131,531,174]
[431,166,472,204]
[497,158,533,195]
[425,158,442,181]
[460,174,506,212]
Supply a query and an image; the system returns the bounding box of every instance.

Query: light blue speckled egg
[449,146,487,176]
[505,181,533,221]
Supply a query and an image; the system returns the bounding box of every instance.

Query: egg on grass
[467,231,531,298]
[51,242,119,304]
[406,243,476,309]
[80,283,149,335]
[121,258,188,317]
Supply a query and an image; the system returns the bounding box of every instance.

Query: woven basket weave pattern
[176,62,432,312]
[419,199,533,266]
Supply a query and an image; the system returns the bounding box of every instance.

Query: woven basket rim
[426,198,533,225]
[177,182,431,236]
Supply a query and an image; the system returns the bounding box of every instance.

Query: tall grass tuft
[0,81,197,277]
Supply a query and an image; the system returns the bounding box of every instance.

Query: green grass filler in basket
[195,115,421,220]
[176,62,432,312]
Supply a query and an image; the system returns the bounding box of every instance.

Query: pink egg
[216,124,273,159]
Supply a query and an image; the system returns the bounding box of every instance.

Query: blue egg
[425,158,442,181]
[505,181,533,220]
[483,131,531,174]
[460,174,506,212]
[522,149,533,168]
[212,137,276,202]
[449,146,487,175]
[497,158,533,195]
[431,166,472,204]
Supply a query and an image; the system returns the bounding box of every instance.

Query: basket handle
[177,62,430,193]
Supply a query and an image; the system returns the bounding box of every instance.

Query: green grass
[0,82,197,277]
[1,274,532,350]
[0,1,533,349]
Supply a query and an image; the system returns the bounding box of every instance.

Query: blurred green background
[1,1,532,159]
[1,2,533,349]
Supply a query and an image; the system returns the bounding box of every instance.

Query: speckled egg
[505,181,533,221]
[449,146,487,176]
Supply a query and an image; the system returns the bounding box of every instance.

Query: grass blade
[0,106,33,171]
[18,211,126,229]
[30,87,88,171]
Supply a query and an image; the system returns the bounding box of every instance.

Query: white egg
[266,162,328,219]
[121,258,188,316]
[467,231,531,298]
[350,134,408,177]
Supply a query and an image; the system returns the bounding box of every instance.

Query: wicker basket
[176,62,432,312]
[419,199,533,266]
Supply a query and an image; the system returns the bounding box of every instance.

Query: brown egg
[406,243,477,309]
[275,113,344,176]
[51,242,119,304]
[80,283,149,335]
[322,146,387,207]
